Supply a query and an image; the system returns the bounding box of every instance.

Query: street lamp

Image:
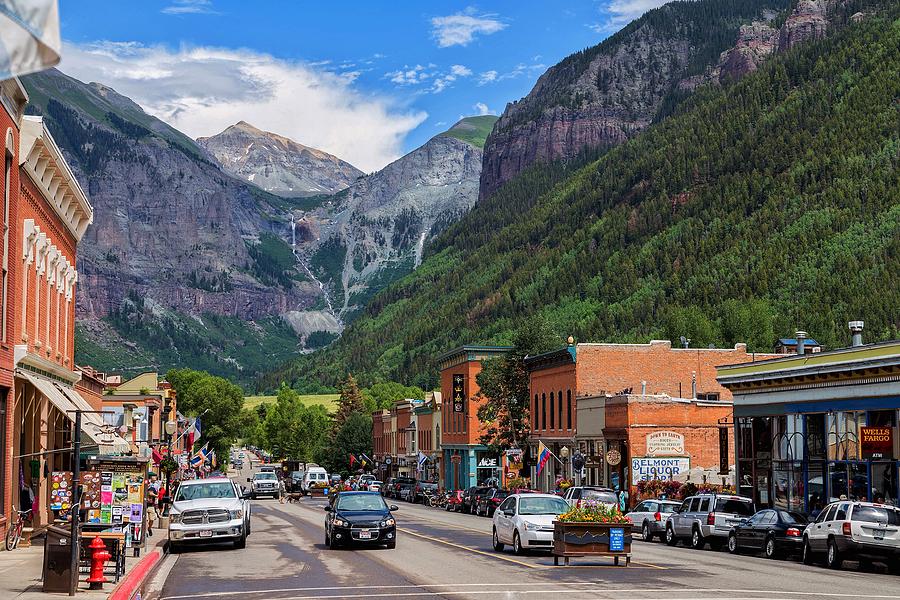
[163,409,177,513]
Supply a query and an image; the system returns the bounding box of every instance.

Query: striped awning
[16,369,130,453]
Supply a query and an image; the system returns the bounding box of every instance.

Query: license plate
[358,531,371,539]
[199,530,213,538]
[875,531,885,541]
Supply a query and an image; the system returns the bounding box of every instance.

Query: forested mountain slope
[263,11,900,391]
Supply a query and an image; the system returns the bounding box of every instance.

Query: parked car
[324,491,398,549]
[562,486,618,509]
[168,478,251,551]
[492,493,570,555]
[398,481,416,502]
[285,471,304,492]
[727,508,808,558]
[476,489,510,517]
[390,477,416,500]
[358,474,376,490]
[665,493,755,550]
[367,481,383,493]
[302,467,329,493]
[462,486,491,514]
[446,490,465,512]
[383,478,397,497]
[803,501,900,570]
[628,499,682,541]
[247,471,280,499]
[412,481,438,504]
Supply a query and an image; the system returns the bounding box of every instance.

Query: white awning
[0,0,61,80]
[16,370,130,453]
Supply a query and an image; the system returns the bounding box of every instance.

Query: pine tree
[333,373,365,433]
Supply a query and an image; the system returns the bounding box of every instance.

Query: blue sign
[609,528,624,552]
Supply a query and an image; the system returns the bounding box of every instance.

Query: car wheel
[728,534,738,554]
[666,525,678,546]
[325,530,331,548]
[234,533,247,549]
[764,536,778,559]
[691,527,705,550]
[826,538,843,570]
[168,541,180,554]
[513,531,525,555]
[802,538,814,565]
[642,522,653,542]
[493,528,505,552]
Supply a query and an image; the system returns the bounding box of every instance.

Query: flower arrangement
[504,477,530,491]
[635,479,737,500]
[557,501,631,524]
[556,476,573,490]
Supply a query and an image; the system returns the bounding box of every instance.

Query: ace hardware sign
[452,374,466,413]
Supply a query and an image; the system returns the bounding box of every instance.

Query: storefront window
[753,417,772,459]
[828,411,862,460]
[828,463,849,502]
[806,414,826,460]
[737,418,753,461]
[774,415,803,461]
[738,460,754,499]
[808,462,825,514]
[773,461,804,511]
[872,463,898,505]
[850,462,869,501]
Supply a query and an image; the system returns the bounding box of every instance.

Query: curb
[107,545,164,600]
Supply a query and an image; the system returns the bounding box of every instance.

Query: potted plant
[553,501,633,566]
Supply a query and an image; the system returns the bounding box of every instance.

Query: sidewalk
[0,532,166,600]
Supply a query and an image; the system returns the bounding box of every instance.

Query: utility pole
[69,410,81,597]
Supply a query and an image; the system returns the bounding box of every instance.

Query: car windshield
[583,490,617,503]
[779,511,808,524]
[852,505,900,525]
[519,497,570,515]
[175,482,236,501]
[337,494,388,511]
[255,473,277,480]
[715,499,754,516]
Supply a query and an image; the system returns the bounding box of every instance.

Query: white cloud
[477,70,497,85]
[162,0,218,15]
[473,102,490,116]
[386,64,431,85]
[450,64,472,77]
[598,0,668,30]
[59,41,426,171]
[431,9,506,48]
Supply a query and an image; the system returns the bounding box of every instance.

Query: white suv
[803,501,900,571]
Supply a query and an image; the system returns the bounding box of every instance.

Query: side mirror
[323,505,332,512]
[390,505,399,511]
[246,478,251,483]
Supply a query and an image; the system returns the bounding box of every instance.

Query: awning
[16,370,130,453]
[0,0,61,80]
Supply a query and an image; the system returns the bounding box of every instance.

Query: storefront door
[827,462,869,502]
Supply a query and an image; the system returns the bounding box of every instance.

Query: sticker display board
[85,457,149,547]
[50,471,73,512]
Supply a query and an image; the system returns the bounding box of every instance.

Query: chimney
[641,380,647,396]
[849,321,864,347]
[691,371,697,399]
[795,331,807,355]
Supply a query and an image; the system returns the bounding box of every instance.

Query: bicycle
[5,508,33,551]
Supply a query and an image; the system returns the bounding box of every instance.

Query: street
[142,467,900,600]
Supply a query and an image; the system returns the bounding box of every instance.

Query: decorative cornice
[19,116,93,241]
[15,346,80,385]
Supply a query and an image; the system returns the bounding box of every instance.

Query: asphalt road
[145,464,900,600]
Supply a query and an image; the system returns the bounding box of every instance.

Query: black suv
[461,486,491,514]
[287,471,304,492]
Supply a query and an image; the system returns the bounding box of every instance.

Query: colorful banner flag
[536,441,552,476]
[349,454,357,467]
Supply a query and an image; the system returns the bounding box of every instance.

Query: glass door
[872,462,897,505]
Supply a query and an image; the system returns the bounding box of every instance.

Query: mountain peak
[439,115,498,149]
[197,122,362,197]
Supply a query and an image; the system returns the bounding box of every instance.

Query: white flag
[0,1,61,80]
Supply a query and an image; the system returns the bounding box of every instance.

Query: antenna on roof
[679,336,690,349]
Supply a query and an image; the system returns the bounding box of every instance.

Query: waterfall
[290,214,296,249]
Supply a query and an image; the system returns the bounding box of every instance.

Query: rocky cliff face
[778,0,829,50]
[197,121,362,197]
[718,22,780,80]
[295,117,493,319]
[479,0,793,200]
[22,69,323,379]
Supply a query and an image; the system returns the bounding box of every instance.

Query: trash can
[43,525,75,593]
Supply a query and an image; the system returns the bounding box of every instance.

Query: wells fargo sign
[861,426,894,459]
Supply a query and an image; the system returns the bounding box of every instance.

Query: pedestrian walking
[278,478,286,504]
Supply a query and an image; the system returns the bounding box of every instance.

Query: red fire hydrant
[86,536,110,589]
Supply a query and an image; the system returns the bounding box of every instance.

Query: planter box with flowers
[552,503,633,566]
[307,482,328,497]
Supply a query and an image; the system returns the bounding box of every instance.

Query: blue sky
[57,1,660,171]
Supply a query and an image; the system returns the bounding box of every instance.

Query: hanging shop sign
[719,427,730,474]
[606,449,622,466]
[861,427,894,459]
[452,374,466,413]
[646,431,685,456]
[631,457,691,485]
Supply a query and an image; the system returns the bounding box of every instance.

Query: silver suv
[665,493,755,550]
[247,471,280,499]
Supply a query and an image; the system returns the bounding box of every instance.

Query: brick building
[2,112,127,532]
[413,392,441,482]
[525,339,777,493]
[605,393,734,504]
[439,345,511,490]
[0,77,27,542]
